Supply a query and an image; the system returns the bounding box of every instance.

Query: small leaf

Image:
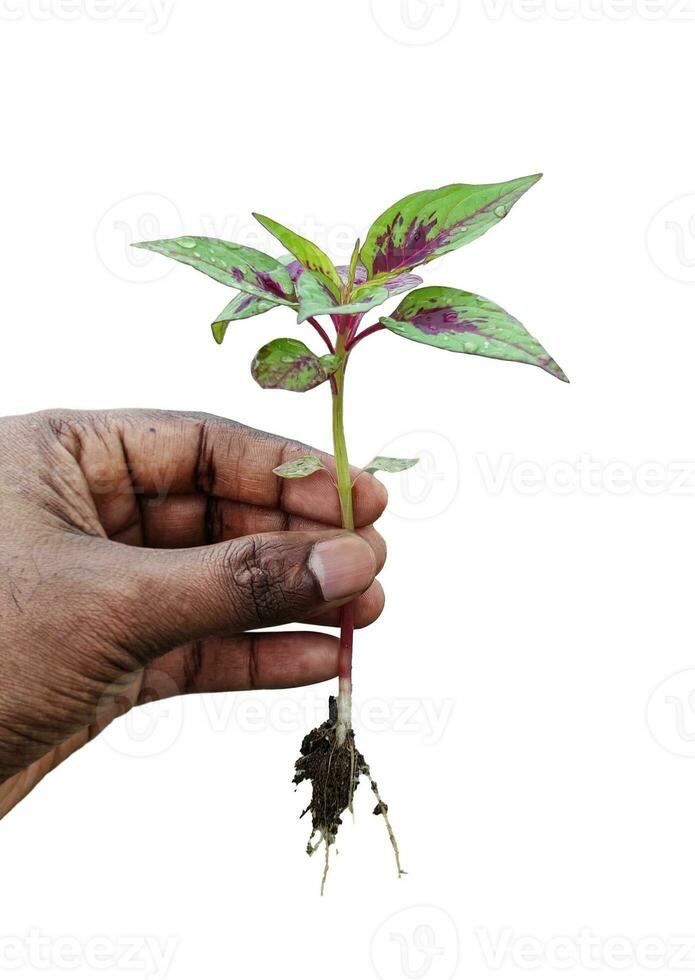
[346,239,361,292]
[364,456,420,475]
[297,270,390,322]
[296,266,422,323]
[360,175,542,279]
[211,255,304,344]
[337,261,423,302]
[251,338,342,393]
[253,214,342,292]
[133,237,297,306]
[380,285,568,382]
[273,455,327,479]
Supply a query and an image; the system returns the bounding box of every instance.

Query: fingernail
[309,535,376,602]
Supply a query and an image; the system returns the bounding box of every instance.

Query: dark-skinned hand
[0,410,386,818]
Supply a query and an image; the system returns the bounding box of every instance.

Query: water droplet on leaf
[176,237,197,249]
[494,205,507,219]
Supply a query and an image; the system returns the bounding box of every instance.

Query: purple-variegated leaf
[337,261,423,302]
[273,455,327,479]
[253,213,342,293]
[360,175,542,279]
[132,237,297,306]
[380,286,568,382]
[251,338,342,393]
[296,270,390,322]
[296,267,422,322]
[364,457,419,475]
[212,294,277,344]
[211,255,303,345]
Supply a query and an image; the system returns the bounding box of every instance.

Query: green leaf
[296,267,422,323]
[364,457,419,475]
[380,286,568,382]
[347,238,361,292]
[296,270,389,322]
[253,213,342,292]
[360,175,542,279]
[348,266,423,303]
[251,338,342,393]
[212,294,277,344]
[273,455,327,479]
[210,255,304,345]
[132,237,297,305]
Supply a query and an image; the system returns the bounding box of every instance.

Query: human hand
[0,410,386,818]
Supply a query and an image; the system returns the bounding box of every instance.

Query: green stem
[332,336,354,744]
[332,364,354,531]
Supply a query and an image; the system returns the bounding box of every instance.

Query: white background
[2,1,695,978]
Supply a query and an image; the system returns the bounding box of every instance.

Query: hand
[0,409,387,818]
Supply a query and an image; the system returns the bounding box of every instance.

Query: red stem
[308,316,335,353]
[338,604,354,683]
[346,322,385,350]
[345,312,365,346]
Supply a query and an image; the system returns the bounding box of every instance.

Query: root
[321,836,330,896]
[369,778,406,878]
[294,695,405,892]
[306,830,323,857]
[348,740,357,814]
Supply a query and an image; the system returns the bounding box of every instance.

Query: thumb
[95,530,376,661]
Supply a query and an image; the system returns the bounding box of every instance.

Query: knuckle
[217,535,312,626]
[363,527,387,572]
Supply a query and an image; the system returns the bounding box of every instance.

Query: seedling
[134,175,567,891]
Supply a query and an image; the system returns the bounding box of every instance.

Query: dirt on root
[293,696,405,891]
[293,696,366,843]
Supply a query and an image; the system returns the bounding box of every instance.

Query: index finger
[49,409,388,529]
